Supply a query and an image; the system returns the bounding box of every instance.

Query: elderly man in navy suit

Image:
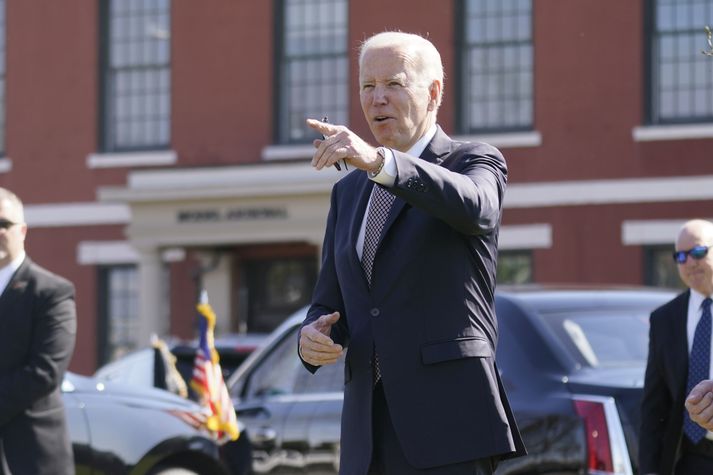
[0,187,76,475]
[298,31,525,474]
[641,219,713,475]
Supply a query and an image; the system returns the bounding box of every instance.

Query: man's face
[676,226,713,296]
[359,46,438,152]
[0,198,26,268]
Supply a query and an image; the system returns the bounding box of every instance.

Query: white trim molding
[77,241,186,265]
[453,131,542,149]
[262,130,543,161]
[78,241,139,265]
[632,124,713,142]
[86,150,177,169]
[262,144,314,161]
[25,202,131,228]
[621,219,703,246]
[505,175,713,208]
[499,223,552,250]
[98,164,713,210]
[0,158,11,173]
[99,161,342,202]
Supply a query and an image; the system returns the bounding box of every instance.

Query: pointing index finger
[306,118,338,136]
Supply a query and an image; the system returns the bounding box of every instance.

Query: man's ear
[428,80,442,111]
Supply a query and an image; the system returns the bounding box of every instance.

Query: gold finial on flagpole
[703,26,713,57]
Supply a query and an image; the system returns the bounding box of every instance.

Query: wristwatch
[369,147,386,178]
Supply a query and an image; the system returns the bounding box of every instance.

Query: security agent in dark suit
[298,32,526,474]
[640,219,713,475]
[0,188,76,475]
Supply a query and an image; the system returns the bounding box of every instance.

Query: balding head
[0,188,24,221]
[676,219,713,296]
[0,187,27,268]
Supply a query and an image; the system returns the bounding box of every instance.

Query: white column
[200,251,233,334]
[136,245,167,344]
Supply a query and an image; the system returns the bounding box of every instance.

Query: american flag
[190,290,240,442]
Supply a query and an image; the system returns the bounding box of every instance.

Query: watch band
[369,147,386,178]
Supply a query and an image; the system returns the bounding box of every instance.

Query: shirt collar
[406,123,438,158]
[0,251,26,294]
[690,287,709,312]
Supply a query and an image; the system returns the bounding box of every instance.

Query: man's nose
[373,85,388,104]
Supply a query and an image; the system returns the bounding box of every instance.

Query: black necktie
[361,185,395,384]
[684,297,713,443]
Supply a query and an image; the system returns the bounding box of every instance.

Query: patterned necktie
[684,297,713,443]
[361,185,395,286]
[361,184,395,384]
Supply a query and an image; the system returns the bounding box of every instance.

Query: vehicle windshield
[538,309,650,368]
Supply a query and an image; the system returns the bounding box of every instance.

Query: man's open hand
[299,311,344,366]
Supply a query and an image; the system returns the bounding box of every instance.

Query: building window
[243,256,317,333]
[0,0,5,156]
[276,0,348,144]
[98,265,140,364]
[101,0,171,152]
[643,245,685,289]
[649,0,713,124]
[497,250,533,284]
[459,0,533,133]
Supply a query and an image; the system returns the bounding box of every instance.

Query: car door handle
[252,426,277,445]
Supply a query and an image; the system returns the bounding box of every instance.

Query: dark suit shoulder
[332,167,368,195]
[452,140,504,159]
[650,290,689,324]
[22,259,75,297]
[439,140,507,181]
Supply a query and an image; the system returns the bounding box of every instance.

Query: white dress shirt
[0,251,26,296]
[356,124,438,259]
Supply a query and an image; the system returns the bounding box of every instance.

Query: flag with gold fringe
[190,290,240,442]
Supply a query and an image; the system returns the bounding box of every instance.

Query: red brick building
[1,0,711,373]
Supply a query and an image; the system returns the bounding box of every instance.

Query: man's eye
[362,84,374,90]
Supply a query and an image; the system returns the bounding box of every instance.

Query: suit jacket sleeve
[299,183,350,373]
[390,142,507,236]
[0,276,77,425]
[639,308,671,474]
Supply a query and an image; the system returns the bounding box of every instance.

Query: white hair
[359,31,445,108]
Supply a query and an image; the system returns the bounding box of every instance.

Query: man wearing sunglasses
[0,187,76,475]
[641,219,713,475]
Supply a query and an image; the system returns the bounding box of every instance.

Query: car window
[94,348,155,387]
[539,310,650,368]
[245,327,346,399]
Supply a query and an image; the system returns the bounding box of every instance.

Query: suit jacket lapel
[0,257,30,317]
[349,174,375,286]
[673,290,692,397]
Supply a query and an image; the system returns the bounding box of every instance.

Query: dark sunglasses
[0,219,19,230]
[673,245,711,264]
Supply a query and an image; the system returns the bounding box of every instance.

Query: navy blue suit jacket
[301,127,526,473]
[640,290,691,475]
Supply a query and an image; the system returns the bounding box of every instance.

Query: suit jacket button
[370,308,380,317]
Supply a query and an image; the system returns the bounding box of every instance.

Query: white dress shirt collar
[407,123,438,158]
[0,251,26,296]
